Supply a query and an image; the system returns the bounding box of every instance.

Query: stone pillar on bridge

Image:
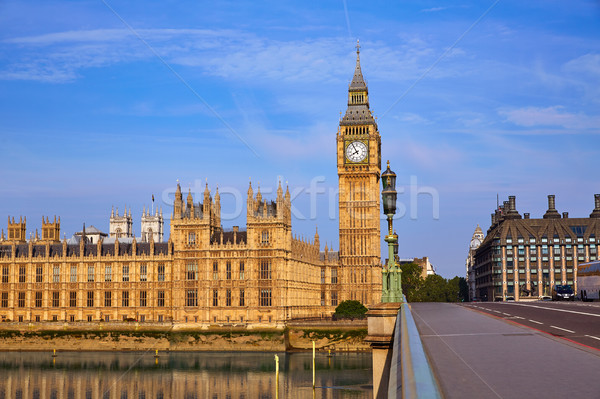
[365,303,401,399]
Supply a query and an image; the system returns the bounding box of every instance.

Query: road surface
[410,302,600,399]
[462,301,600,350]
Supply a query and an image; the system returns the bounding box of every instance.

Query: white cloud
[0,28,436,85]
[421,7,449,13]
[395,112,430,124]
[499,106,600,130]
[564,53,600,77]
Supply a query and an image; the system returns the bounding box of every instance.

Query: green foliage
[413,275,448,302]
[446,276,469,302]
[408,274,470,303]
[334,300,368,319]
[400,262,424,302]
[299,328,367,341]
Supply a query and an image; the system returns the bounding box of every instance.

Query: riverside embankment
[0,319,368,351]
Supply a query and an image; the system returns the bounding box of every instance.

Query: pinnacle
[349,40,367,92]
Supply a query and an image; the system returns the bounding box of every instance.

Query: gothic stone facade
[0,47,382,327]
[0,186,341,327]
[473,194,600,301]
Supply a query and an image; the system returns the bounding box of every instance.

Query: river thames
[0,351,372,398]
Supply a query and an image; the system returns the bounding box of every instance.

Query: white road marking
[585,335,600,341]
[509,303,600,318]
[550,325,575,334]
[502,313,511,316]
[493,310,502,314]
[421,333,506,337]
[529,319,543,324]
[513,316,524,319]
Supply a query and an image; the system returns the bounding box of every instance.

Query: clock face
[345,141,368,163]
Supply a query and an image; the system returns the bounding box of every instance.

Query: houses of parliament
[0,46,384,327]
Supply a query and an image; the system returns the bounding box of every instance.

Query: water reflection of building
[0,45,385,328]
[0,352,372,399]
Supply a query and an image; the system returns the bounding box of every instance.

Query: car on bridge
[552,284,575,301]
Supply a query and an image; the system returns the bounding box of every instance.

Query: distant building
[109,207,132,239]
[473,194,600,301]
[398,257,436,278]
[73,225,108,244]
[141,206,164,243]
[466,225,484,300]
[108,206,164,243]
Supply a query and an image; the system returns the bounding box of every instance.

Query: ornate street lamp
[381,161,403,303]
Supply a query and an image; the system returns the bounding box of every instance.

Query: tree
[400,262,424,302]
[458,277,469,302]
[443,276,470,302]
[334,300,368,319]
[413,275,448,302]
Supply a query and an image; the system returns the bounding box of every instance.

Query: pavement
[410,302,600,399]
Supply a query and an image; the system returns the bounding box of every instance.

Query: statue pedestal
[365,302,402,399]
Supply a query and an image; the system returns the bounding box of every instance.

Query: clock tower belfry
[337,41,382,305]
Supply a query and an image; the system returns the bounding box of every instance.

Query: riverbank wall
[0,320,368,352]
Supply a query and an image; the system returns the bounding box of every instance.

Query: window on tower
[52,265,60,283]
[260,289,272,307]
[140,264,147,282]
[260,260,271,280]
[261,230,269,244]
[122,291,129,307]
[186,262,197,281]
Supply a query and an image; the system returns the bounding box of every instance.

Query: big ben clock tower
[337,41,382,305]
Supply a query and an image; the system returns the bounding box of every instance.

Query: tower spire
[349,39,367,92]
[341,40,373,125]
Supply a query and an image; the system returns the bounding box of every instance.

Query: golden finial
[387,160,390,169]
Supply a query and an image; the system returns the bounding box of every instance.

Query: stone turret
[543,195,561,219]
[247,181,254,219]
[173,181,183,220]
[504,196,521,220]
[41,215,60,243]
[186,188,195,217]
[203,183,211,217]
[6,216,26,243]
[214,186,221,227]
[141,206,164,243]
[110,206,133,238]
[590,194,600,218]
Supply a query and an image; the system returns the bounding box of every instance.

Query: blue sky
[1,1,599,279]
